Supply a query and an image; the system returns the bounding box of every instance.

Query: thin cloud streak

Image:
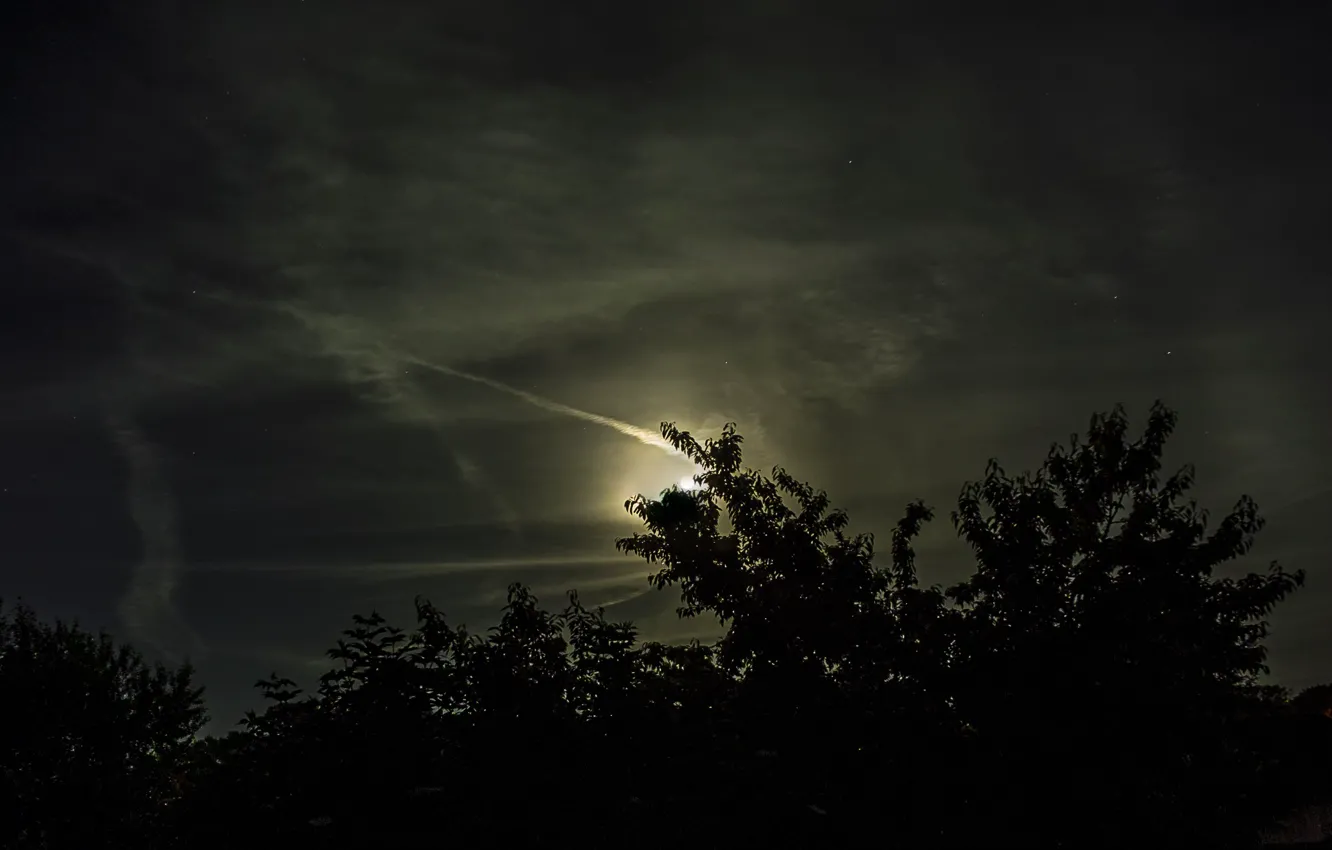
[360,355,525,534]
[184,552,639,580]
[399,352,681,456]
[106,411,200,660]
[268,297,684,453]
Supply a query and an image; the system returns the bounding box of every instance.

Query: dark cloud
[2,2,1329,720]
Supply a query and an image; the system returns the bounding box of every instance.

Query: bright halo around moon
[604,451,705,520]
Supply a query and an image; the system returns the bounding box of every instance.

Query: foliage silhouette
[937,403,1306,845]
[0,600,206,848]
[613,403,1310,845]
[6,403,1327,848]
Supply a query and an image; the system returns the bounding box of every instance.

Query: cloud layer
[3,4,1330,722]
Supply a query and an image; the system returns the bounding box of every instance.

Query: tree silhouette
[1293,684,1332,720]
[1265,683,1332,828]
[0,599,206,848]
[19,402,1314,848]
[616,423,959,841]
[938,402,1305,845]
[614,403,1307,846]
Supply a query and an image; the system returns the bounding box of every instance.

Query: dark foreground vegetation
[3,403,1331,848]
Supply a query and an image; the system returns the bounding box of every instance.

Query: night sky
[3,2,1330,729]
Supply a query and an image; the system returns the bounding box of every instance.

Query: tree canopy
[4,403,1327,849]
[0,600,206,848]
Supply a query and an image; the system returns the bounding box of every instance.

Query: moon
[678,475,701,491]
